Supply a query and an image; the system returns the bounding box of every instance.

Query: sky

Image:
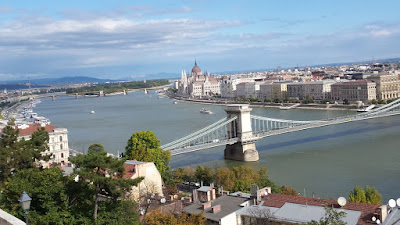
[0,0,399,81]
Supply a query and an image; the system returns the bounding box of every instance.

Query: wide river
[34,91,400,202]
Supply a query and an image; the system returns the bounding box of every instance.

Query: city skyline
[0,0,400,81]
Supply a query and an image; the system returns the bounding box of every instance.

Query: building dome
[191,60,202,75]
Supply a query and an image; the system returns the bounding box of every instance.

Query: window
[60,144,63,150]
[59,136,63,142]
[61,153,64,158]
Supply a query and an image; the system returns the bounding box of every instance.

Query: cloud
[0,6,11,14]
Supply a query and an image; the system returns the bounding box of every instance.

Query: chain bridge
[161,98,400,161]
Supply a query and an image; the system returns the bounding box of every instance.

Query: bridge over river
[161,98,400,161]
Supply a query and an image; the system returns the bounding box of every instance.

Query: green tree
[88,143,105,153]
[95,200,140,225]
[125,131,171,179]
[195,166,214,186]
[348,185,366,203]
[0,168,76,225]
[364,186,382,205]
[214,167,235,191]
[0,126,50,187]
[70,144,143,220]
[308,207,346,225]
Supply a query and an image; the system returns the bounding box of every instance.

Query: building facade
[18,124,70,167]
[123,160,163,200]
[177,61,221,98]
[367,73,400,100]
[331,80,376,103]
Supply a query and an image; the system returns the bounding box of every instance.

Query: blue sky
[0,0,399,81]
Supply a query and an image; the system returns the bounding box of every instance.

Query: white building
[236,82,260,99]
[123,160,163,200]
[177,61,221,98]
[18,124,69,167]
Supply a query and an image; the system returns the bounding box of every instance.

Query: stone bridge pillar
[224,104,259,161]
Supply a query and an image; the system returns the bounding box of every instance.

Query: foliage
[0,168,77,225]
[364,186,382,205]
[320,99,332,104]
[95,200,140,225]
[264,98,272,102]
[195,166,214,186]
[348,185,381,205]
[348,186,366,203]
[66,79,170,94]
[378,99,387,104]
[88,143,105,153]
[144,210,205,225]
[249,97,259,102]
[302,96,314,104]
[371,99,377,104]
[0,126,50,187]
[307,207,347,225]
[173,165,284,194]
[125,131,171,180]
[280,185,298,196]
[71,144,143,220]
[343,99,350,105]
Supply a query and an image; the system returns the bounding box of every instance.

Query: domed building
[191,60,202,76]
[176,60,221,98]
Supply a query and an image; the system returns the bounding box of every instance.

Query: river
[34,90,400,202]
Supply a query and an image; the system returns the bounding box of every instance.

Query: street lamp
[19,191,31,225]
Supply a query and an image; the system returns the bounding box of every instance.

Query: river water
[34,90,400,202]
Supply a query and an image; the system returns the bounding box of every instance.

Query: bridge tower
[224,104,259,161]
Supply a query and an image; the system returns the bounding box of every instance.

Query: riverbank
[169,94,364,111]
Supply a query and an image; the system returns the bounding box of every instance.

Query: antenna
[337,197,347,207]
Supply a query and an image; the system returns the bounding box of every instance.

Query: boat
[357,104,375,113]
[200,108,213,114]
[173,101,178,104]
[279,103,301,110]
[90,110,95,114]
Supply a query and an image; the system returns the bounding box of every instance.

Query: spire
[195,59,197,66]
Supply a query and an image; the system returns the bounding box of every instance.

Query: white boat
[279,103,301,110]
[90,110,95,114]
[357,104,375,112]
[200,108,213,114]
[173,101,178,104]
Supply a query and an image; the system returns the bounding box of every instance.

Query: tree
[125,131,171,179]
[70,144,143,220]
[214,167,235,191]
[280,185,298,196]
[348,186,366,203]
[88,143,105,153]
[195,166,213,186]
[307,207,346,225]
[0,168,76,224]
[0,126,50,187]
[144,210,205,225]
[364,186,382,205]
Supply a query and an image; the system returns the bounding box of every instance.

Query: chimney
[212,205,221,214]
[379,205,387,222]
[202,202,212,210]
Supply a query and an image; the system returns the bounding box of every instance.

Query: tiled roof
[123,160,145,178]
[262,194,380,225]
[18,123,58,137]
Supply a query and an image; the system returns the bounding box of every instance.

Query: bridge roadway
[168,106,400,156]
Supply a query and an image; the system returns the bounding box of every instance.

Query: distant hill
[30,76,114,85]
[0,83,49,91]
[0,76,114,85]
